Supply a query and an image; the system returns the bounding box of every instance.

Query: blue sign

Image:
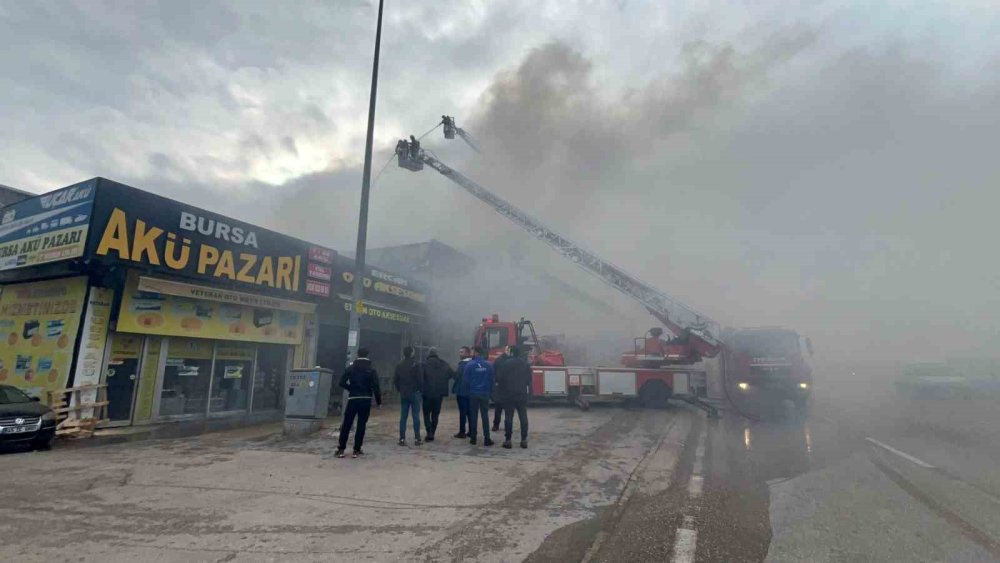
[0,179,96,271]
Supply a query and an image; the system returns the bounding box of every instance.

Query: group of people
[335,344,533,459]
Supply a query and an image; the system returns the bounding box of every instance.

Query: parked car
[0,385,57,450]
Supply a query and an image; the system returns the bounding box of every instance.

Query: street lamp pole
[346,0,385,365]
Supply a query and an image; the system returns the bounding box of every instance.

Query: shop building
[0,178,427,428]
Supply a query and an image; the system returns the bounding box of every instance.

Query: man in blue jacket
[464,346,495,446]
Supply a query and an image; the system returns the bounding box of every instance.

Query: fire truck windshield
[481,326,510,350]
[730,331,800,357]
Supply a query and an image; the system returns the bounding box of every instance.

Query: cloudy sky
[2,1,998,363]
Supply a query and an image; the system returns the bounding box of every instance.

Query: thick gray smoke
[272,31,1000,367]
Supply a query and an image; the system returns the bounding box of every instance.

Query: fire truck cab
[473,315,565,367]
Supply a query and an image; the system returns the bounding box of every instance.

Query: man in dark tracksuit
[465,346,495,446]
[394,346,424,446]
[420,348,453,442]
[453,346,473,439]
[495,345,533,449]
[491,346,510,432]
[337,348,382,458]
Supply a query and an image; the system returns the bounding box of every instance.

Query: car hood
[0,401,50,417]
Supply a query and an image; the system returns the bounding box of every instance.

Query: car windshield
[0,386,33,404]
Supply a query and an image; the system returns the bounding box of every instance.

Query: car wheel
[32,436,53,451]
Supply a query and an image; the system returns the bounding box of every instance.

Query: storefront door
[105,334,143,424]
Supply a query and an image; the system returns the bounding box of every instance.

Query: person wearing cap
[336,347,382,459]
[420,347,453,442]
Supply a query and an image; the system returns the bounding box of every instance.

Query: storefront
[315,255,428,398]
[1,177,428,429]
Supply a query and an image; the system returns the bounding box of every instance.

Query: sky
[2,0,999,363]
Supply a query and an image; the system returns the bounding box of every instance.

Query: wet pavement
[3,379,999,562]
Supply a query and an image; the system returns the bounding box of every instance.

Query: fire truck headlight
[799,382,809,390]
[737,382,750,391]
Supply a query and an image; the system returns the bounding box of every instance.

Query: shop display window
[210,342,254,412]
[159,337,213,416]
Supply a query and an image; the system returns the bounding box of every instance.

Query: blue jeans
[399,392,422,440]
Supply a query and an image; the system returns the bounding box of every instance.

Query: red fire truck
[399,116,812,417]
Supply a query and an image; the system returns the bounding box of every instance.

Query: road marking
[672,527,698,563]
[672,427,707,562]
[688,475,704,498]
[866,437,935,469]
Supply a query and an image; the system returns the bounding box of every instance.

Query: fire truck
[396,117,812,416]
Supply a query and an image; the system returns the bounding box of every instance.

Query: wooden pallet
[47,384,108,439]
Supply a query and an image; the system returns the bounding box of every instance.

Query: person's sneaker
[520,441,528,449]
[353,450,364,458]
[426,435,435,442]
[454,432,467,439]
[335,449,346,458]
[484,438,495,447]
[469,437,477,445]
[398,439,406,446]
[415,438,423,446]
[502,440,512,449]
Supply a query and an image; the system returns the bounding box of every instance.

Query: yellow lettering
[197,244,219,274]
[164,235,191,270]
[276,257,294,290]
[292,255,301,291]
[95,208,130,259]
[130,219,163,265]
[256,256,275,287]
[236,253,257,283]
[214,250,236,279]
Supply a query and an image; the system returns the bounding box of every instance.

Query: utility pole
[346,0,385,367]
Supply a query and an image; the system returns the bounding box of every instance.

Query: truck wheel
[639,380,671,409]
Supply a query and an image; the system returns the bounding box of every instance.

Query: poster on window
[0,277,88,402]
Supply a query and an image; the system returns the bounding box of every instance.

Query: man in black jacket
[491,346,511,432]
[394,346,424,446]
[337,348,382,458]
[494,345,533,449]
[420,348,453,442]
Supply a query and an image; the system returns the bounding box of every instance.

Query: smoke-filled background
[2,1,998,366]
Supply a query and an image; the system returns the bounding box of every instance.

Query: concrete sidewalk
[1,403,687,562]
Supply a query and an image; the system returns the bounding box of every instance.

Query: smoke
[270,26,1000,366]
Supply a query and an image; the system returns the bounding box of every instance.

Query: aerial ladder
[395,117,722,368]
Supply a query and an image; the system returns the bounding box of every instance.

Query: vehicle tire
[638,380,671,409]
[32,436,53,451]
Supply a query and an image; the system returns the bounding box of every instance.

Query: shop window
[159,337,213,416]
[253,344,288,411]
[211,342,255,413]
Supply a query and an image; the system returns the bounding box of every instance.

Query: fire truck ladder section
[396,133,720,417]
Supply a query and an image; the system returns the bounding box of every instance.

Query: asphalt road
[3,379,998,562]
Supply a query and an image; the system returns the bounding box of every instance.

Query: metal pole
[346,0,385,369]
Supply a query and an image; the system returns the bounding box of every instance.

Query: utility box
[284,368,334,420]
